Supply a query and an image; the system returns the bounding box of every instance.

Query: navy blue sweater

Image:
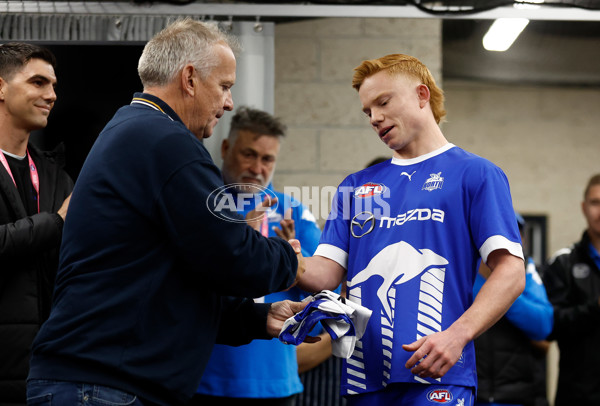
[28,93,298,405]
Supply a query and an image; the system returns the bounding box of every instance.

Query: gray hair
[228,106,287,143]
[138,18,239,87]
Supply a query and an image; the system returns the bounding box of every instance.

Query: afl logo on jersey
[427,389,453,403]
[354,183,386,198]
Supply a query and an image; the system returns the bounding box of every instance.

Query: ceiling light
[482,18,530,52]
[515,0,545,8]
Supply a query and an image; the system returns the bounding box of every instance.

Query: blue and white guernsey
[314,144,523,395]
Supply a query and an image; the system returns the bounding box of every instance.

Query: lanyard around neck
[0,149,40,213]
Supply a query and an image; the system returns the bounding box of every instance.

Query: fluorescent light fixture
[483,18,530,52]
[515,0,545,8]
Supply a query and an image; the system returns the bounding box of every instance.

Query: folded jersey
[278,290,372,359]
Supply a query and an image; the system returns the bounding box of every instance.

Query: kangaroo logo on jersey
[348,241,448,323]
[427,389,453,403]
[345,242,449,391]
[354,183,386,198]
[422,172,444,192]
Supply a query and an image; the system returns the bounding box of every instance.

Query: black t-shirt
[3,153,38,215]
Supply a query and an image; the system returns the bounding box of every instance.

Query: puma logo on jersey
[400,171,416,181]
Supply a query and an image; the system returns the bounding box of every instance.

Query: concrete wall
[443,81,600,257]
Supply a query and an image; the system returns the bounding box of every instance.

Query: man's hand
[245,197,278,232]
[266,299,321,343]
[57,193,72,221]
[403,250,525,380]
[402,326,470,379]
[273,208,295,240]
[288,239,305,288]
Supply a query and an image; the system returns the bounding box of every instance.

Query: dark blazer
[0,144,73,405]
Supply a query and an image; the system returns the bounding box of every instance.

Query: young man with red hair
[298,54,525,405]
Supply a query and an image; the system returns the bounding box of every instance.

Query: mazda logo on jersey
[354,183,386,198]
[351,211,375,238]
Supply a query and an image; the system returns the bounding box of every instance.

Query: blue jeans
[27,380,146,406]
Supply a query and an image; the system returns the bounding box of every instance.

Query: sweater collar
[130,92,183,124]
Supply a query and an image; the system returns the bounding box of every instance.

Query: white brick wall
[443,81,600,256]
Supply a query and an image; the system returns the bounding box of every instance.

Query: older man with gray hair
[27,18,308,406]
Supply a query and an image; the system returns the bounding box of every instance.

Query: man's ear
[417,83,431,108]
[181,64,197,97]
[0,78,6,101]
[221,138,230,160]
